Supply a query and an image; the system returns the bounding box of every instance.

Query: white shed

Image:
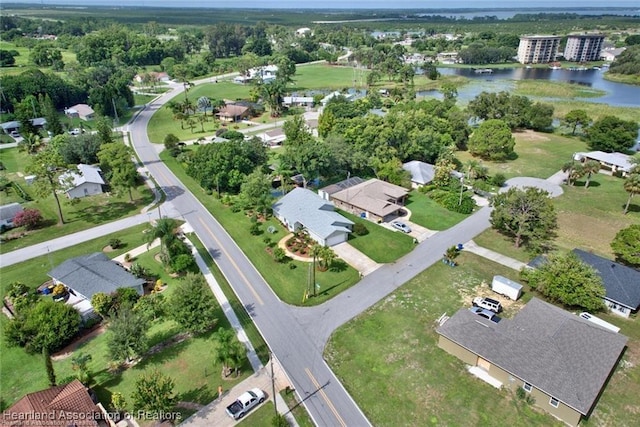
[491,275,523,301]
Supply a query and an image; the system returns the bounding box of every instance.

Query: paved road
[127,83,371,427]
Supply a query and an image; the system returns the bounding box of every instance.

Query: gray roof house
[328,178,409,223]
[48,252,145,302]
[272,187,354,247]
[402,160,435,187]
[437,298,627,427]
[59,164,105,199]
[318,176,366,201]
[0,202,23,229]
[573,248,640,318]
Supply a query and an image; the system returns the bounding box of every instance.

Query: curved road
[1,75,492,425]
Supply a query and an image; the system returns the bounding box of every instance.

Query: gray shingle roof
[0,203,23,222]
[319,177,366,196]
[437,298,627,415]
[272,188,353,240]
[59,164,105,188]
[402,160,435,185]
[48,252,145,300]
[573,249,640,310]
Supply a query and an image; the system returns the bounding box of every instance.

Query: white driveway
[332,242,382,276]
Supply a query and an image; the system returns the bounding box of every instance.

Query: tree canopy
[490,187,557,251]
[168,273,219,335]
[521,252,605,312]
[586,115,639,153]
[468,119,515,161]
[611,224,640,268]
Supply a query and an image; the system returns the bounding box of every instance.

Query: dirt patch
[514,130,551,142]
[458,280,525,317]
[102,245,116,253]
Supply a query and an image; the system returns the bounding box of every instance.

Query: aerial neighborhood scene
[2,0,640,426]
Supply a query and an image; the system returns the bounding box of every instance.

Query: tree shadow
[73,202,140,224]
[328,259,348,272]
[624,202,640,213]
[180,384,215,405]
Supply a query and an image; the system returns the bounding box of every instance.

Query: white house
[0,203,23,230]
[59,164,105,199]
[64,104,95,121]
[272,187,354,247]
[403,161,435,187]
[574,151,636,177]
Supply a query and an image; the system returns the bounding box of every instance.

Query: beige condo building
[517,35,561,64]
[564,34,605,62]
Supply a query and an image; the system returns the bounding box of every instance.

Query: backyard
[326,251,639,426]
[0,147,155,253]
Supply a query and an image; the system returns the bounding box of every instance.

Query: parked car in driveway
[472,296,502,313]
[469,307,500,323]
[391,220,411,233]
[226,388,265,420]
[69,128,82,135]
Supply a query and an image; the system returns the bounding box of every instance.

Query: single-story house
[318,176,366,201]
[328,178,409,223]
[217,104,250,122]
[574,151,636,177]
[261,128,286,146]
[0,202,23,230]
[283,96,315,108]
[320,91,355,107]
[64,103,95,121]
[573,249,640,318]
[273,187,354,247]
[48,252,145,319]
[2,379,113,427]
[59,164,105,199]
[295,27,312,36]
[403,160,435,187]
[437,298,628,427]
[233,65,278,84]
[134,71,170,83]
[1,118,47,134]
[600,47,626,62]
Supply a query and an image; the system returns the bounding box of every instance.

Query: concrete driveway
[501,177,564,198]
[332,242,382,276]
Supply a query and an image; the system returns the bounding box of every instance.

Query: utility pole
[270,350,277,417]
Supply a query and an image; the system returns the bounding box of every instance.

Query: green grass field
[341,211,414,263]
[326,251,639,426]
[0,148,154,254]
[159,150,359,306]
[514,80,606,99]
[405,191,471,230]
[456,131,588,179]
[0,40,77,77]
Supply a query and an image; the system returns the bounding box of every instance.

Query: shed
[491,275,523,300]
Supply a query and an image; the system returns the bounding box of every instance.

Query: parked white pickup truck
[225,388,265,420]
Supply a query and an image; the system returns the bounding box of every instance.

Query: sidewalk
[463,240,528,271]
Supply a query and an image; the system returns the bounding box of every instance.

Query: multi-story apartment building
[563,34,605,62]
[517,35,562,64]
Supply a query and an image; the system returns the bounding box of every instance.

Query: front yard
[405,191,471,231]
[0,147,154,254]
[326,251,639,426]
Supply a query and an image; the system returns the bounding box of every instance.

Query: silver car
[391,220,411,233]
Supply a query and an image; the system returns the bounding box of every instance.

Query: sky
[5,1,640,9]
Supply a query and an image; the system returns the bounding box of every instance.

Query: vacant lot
[326,251,639,426]
[405,191,471,231]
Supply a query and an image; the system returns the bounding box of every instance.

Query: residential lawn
[514,80,606,99]
[134,93,156,106]
[280,389,314,427]
[291,64,368,91]
[190,235,269,365]
[473,229,534,264]
[325,251,639,426]
[405,190,470,230]
[456,131,588,179]
[0,147,154,254]
[340,211,414,264]
[552,174,639,258]
[160,150,359,306]
[0,224,149,407]
[239,401,275,426]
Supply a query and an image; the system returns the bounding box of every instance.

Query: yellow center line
[197,217,264,306]
[305,368,346,427]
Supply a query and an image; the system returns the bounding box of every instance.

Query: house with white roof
[272,188,354,247]
[574,151,637,177]
[59,164,105,199]
[402,161,435,187]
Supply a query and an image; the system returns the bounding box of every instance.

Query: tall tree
[238,169,273,217]
[562,161,584,186]
[131,369,176,418]
[490,187,557,251]
[107,305,148,363]
[213,328,246,377]
[42,94,63,136]
[98,142,139,202]
[95,116,114,145]
[586,116,639,153]
[611,224,640,267]
[521,252,605,311]
[146,218,178,260]
[468,119,515,161]
[168,273,219,335]
[25,147,69,225]
[562,109,590,136]
[43,348,56,387]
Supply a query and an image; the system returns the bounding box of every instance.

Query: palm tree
[582,160,601,189]
[562,162,584,186]
[273,162,293,195]
[318,246,337,271]
[197,96,212,117]
[465,160,488,181]
[213,328,246,377]
[623,173,640,214]
[146,218,178,262]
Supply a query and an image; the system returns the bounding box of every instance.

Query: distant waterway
[417,67,640,107]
